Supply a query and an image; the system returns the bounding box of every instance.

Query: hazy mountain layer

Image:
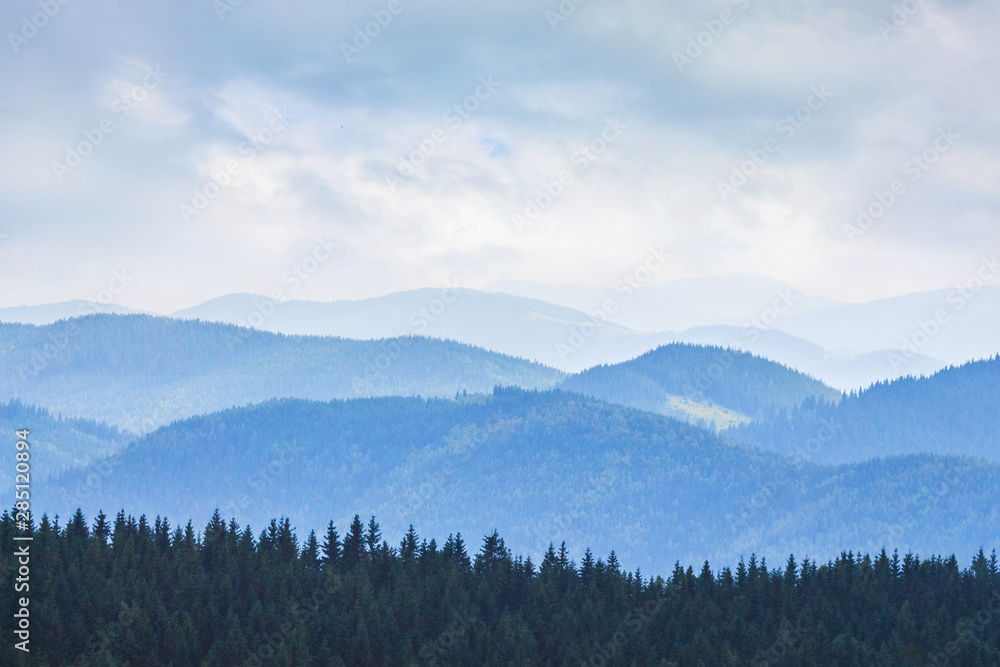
[44,389,1000,572]
[675,325,948,391]
[170,289,675,373]
[729,355,1000,464]
[0,400,132,494]
[0,314,563,432]
[558,343,842,427]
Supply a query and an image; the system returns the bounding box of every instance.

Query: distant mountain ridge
[0,314,564,432]
[675,325,948,391]
[0,300,140,324]
[169,288,675,373]
[3,273,997,387]
[484,273,845,332]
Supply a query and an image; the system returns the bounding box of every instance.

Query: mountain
[171,289,674,373]
[730,355,1000,463]
[0,400,132,494]
[484,274,845,333]
[486,276,1000,378]
[0,300,140,324]
[558,343,841,429]
[675,325,948,391]
[0,314,563,432]
[43,389,1000,572]
[771,284,1000,365]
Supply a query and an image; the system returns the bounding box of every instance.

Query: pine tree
[322,521,341,569]
[343,514,366,567]
[365,516,382,558]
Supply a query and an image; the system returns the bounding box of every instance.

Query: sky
[1,0,998,313]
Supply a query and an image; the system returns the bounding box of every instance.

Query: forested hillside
[2,510,997,666]
[0,400,131,493]
[730,355,1000,463]
[43,389,999,571]
[0,315,563,432]
[559,343,841,428]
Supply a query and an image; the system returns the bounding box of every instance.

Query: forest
[730,355,1000,463]
[1,508,997,666]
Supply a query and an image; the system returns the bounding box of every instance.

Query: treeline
[731,355,1000,463]
[2,509,998,666]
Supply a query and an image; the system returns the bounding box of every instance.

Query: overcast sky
[1,0,998,312]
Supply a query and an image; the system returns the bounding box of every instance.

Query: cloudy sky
[1,0,998,312]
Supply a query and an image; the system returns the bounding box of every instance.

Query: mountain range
[41,388,1000,572]
[0,314,563,432]
[6,272,994,389]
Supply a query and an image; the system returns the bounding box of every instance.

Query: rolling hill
[0,314,563,432]
[729,355,1000,463]
[675,325,948,391]
[0,400,132,494]
[42,389,999,572]
[558,343,842,428]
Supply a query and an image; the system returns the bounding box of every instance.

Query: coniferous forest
[2,509,998,666]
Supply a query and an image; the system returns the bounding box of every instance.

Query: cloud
[0,0,998,311]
